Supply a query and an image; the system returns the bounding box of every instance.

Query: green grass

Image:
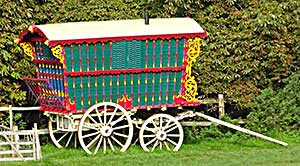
[3,133,300,166]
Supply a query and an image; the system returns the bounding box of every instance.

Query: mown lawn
[3,133,300,166]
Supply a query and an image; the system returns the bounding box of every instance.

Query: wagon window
[112,40,142,69]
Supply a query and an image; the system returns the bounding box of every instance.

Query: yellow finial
[44,40,49,46]
[28,25,33,33]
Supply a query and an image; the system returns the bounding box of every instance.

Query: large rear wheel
[78,102,133,155]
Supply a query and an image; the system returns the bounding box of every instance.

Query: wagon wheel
[48,116,78,148]
[139,114,184,152]
[78,102,133,155]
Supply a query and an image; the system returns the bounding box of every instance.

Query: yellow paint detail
[20,42,34,61]
[95,82,98,87]
[51,45,65,69]
[176,37,201,102]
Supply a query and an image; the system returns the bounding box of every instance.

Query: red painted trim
[33,59,61,65]
[66,67,182,77]
[18,25,48,43]
[48,33,207,46]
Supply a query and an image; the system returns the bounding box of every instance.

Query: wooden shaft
[195,112,288,146]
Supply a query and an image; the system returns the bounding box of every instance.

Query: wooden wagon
[16,17,207,154]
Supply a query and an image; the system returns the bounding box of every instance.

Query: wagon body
[17,18,206,113]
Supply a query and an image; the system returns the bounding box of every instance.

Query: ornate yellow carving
[20,42,34,61]
[182,37,201,102]
[51,45,65,68]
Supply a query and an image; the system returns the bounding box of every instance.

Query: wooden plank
[218,94,225,118]
[0,157,35,162]
[0,149,33,155]
[194,112,288,146]
[0,106,40,112]
[0,142,33,146]
[181,121,214,126]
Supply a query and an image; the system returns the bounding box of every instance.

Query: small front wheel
[139,114,184,152]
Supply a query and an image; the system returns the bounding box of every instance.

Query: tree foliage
[0,0,299,111]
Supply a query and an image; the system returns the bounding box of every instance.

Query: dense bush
[0,0,299,110]
[246,71,300,133]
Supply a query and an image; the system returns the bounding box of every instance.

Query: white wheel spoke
[164,122,176,131]
[95,108,103,124]
[57,132,69,142]
[159,141,162,150]
[94,136,103,155]
[167,134,180,137]
[164,141,170,151]
[82,124,98,130]
[103,137,106,153]
[111,135,124,148]
[159,117,163,129]
[166,138,177,146]
[65,132,73,147]
[113,124,129,130]
[145,137,157,147]
[103,105,107,124]
[82,131,101,139]
[114,132,128,138]
[111,114,125,126]
[165,125,178,133]
[143,134,156,138]
[151,119,158,130]
[86,134,101,148]
[107,137,115,152]
[151,140,159,152]
[107,107,118,125]
[88,115,99,125]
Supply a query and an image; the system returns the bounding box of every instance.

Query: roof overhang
[17,18,207,46]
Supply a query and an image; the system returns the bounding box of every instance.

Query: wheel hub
[100,126,113,137]
[156,130,167,141]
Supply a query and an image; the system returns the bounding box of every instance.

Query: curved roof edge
[17,18,207,46]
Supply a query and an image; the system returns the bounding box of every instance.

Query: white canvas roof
[19,17,206,45]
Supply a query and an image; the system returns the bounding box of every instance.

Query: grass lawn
[2,133,300,166]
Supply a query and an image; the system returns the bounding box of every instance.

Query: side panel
[64,39,185,111]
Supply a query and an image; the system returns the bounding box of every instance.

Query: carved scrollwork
[20,42,34,61]
[182,37,201,102]
[51,45,65,68]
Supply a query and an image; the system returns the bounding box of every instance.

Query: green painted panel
[67,77,74,101]
[82,76,89,109]
[97,76,104,102]
[162,40,169,67]
[111,75,118,102]
[155,40,160,68]
[81,44,87,72]
[72,45,81,72]
[147,41,153,68]
[169,39,177,67]
[104,43,111,70]
[89,76,96,106]
[119,74,125,99]
[104,75,111,101]
[86,44,94,72]
[65,46,72,72]
[161,72,167,105]
[139,73,146,106]
[96,43,103,71]
[168,72,175,104]
[177,39,185,67]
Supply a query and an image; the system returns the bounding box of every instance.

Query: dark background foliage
[1,0,299,119]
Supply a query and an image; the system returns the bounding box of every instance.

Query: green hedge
[0,0,299,110]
